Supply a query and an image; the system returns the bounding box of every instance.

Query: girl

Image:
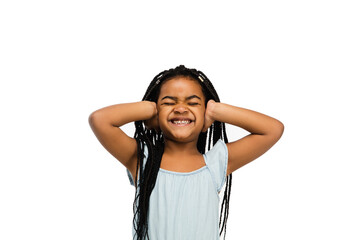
[88,65,284,240]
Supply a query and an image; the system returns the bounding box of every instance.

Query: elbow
[88,113,96,127]
[88,111,101,126]
[261,121,284,141]
[273,121,284,140]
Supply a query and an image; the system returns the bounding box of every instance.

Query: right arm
[88,101,157,184]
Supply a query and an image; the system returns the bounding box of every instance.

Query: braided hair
[131,65,232,240]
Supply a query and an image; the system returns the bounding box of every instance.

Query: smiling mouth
[169,119,194,126]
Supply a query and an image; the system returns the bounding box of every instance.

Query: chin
[160,124,202,143]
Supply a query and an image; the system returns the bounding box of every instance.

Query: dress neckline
[159,154,207,175]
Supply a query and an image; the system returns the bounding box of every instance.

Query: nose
[174,104,188,114]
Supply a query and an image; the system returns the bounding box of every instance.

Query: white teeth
[173,120,190,124]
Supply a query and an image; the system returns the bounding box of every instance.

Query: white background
[1,0,359,239]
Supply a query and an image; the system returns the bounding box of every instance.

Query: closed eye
[161,102,199,106]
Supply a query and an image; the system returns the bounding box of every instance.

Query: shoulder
[126,141,149,187]
[204,139,229,192]
[205,139,228,157]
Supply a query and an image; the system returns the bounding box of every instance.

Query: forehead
[159,77,204,98]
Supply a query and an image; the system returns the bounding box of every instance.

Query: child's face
[156,76,206,143]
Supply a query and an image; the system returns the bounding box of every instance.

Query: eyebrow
[161,95,201,101]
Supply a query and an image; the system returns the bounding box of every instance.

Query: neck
[163,138,201,157]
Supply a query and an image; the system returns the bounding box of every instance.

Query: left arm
[203,100,284,175]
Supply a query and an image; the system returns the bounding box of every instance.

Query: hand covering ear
[145,102,161,133]
[202,100,216,132]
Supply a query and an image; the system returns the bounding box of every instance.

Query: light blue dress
[126,139,228,240]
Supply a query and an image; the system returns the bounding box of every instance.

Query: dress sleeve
[126,142,149,186]
[204,139,228,192]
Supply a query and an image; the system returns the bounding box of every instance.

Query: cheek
[197,110,206,124]
[157,110,168,124]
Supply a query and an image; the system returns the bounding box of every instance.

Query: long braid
[131,65,232,240]
[194,68,232,239]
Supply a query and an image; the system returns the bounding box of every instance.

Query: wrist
[142,100,157,120]
[207,100,219,121]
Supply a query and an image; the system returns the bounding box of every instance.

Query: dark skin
[145,76,284,175]
[145,77,212,171]
[89,76,284,184]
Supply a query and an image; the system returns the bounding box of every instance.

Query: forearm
[210,102,284,136]
[89,101,156,127]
